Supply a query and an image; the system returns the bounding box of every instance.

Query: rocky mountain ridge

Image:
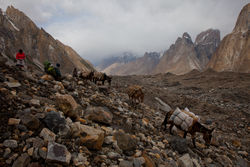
[153,32,202,75]
[0,6,94,74]
[100,29,220,75]
[195,29,220,67]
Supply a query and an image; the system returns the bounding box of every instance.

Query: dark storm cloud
[1,0,248,62]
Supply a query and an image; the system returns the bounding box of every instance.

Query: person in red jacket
[16,49,26,67]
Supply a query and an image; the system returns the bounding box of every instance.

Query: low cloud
[1,0,248,63]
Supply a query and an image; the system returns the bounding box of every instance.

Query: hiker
[44,61,51,73]
[43,61,62,81]
[54,63,62,81]
[73,68,78,78]
[16,49,26,67]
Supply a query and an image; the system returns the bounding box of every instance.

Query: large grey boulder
[46,142,71,165]
[85,106,113,125]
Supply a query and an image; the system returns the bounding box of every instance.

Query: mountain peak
[182,32,191,39]
[195,29,220,45]
[233,3,250,33]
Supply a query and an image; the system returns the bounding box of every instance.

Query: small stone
[32,137,44,148]
[205,158,213,164]
[238,151,248,157]
[85,106,113,125]
[41,74,53,81]
[71,122,104,150]
[119,160,133,167]
[142,118,149,126]
[28,162,42,167]
[157,142,165,149]
[27,147,34,156]
[142,153,156,167]
[12,153,31,167]
[192,159,201,167]
[178,154,193,167]
[39,147,47,159]
[20,114,40,130]
[104,136,114,145]
[11,91,17,96]
[43,111,67,134]
[3,148,11,158]
[55,93,80,119]
[39,128,56,142]
[134,150,142,157]
[3,139,18,148]
[108,152,121,159]
[4,81,21,88]
[169,136,188,154]
[17,124,28,132]
[72,153,87,166]
[114,131,137,152]
[216,155,233,167]
[133,157,145,167]
[8,118,21,125]
[232,140,241,147]
[30,99,40,107]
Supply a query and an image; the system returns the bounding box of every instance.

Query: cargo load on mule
[169,107,200,131]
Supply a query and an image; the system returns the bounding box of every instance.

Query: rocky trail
[0,57,249,167]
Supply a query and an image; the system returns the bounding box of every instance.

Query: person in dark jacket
[73,68,78,78]
[54,63,62,81]
[16,49,26,67]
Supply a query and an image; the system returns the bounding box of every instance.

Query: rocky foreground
[0,59,249,167]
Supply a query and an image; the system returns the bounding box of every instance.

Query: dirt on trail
[112,69,250,155]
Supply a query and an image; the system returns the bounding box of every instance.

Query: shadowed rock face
[0,6,94,74]
[207,4,250,73]
[195,29,220,68]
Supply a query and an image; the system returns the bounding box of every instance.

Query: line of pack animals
[73,69,112,86]
[72,69,214,148]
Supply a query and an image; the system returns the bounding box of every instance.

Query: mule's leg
[169,123,174,135]
[191,133,196,148]
[161,114,168,130]
[183,131,187,138]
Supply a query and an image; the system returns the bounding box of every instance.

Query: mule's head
[203,128,214,146]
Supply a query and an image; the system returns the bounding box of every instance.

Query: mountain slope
[153,33,202,75]
[207,3,250,73]
[0,6,94,74]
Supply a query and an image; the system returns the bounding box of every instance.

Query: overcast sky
[0,0,249,63]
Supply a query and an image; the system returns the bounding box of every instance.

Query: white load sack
[170,107,199,131]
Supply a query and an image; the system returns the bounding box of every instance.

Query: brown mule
[162,111,214,147]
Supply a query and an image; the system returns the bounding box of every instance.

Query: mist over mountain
[96,52,137,71]
[100,29,220,75]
